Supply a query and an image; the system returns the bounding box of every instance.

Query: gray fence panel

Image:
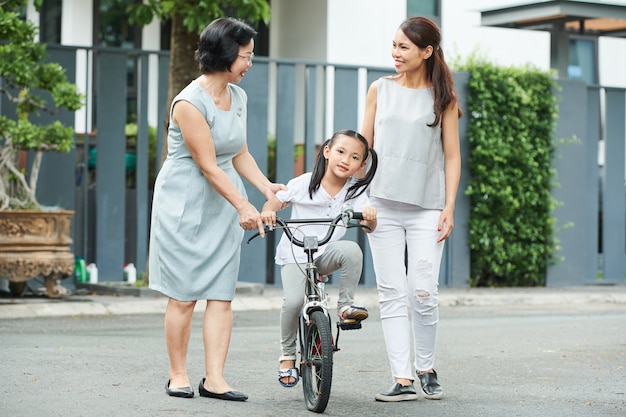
[155,55,169,176]
[305,65,321,172]
[37,47,77,213]
[239,60,271,284]
[443,72,471,287]
[602,88,626,283]
[333,67,359,131]
[276,63,297,185]
[333,67,375,285]
[133,54,150,274]
[95,50,128,281]
[547,80,590,286]
[366,69,394,89]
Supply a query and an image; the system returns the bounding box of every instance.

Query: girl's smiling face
[323,135,367,179]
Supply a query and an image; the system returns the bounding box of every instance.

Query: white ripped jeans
[367,197,445,379]
[279,240,363,357]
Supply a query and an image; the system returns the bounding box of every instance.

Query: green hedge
[457,58,559,287]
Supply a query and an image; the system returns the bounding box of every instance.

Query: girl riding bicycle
[261,129,378,388]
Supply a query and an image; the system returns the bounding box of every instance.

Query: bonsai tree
[0,0,83,210]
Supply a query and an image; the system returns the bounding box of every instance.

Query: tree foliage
[456,56,560,287]
[128,0,270,32]
[125,0,270,162]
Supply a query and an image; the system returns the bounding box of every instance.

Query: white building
[26,0,626,135]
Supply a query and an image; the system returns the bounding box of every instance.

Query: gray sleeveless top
[369,77,445,209]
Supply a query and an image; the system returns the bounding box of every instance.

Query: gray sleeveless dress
[148,80,248,301]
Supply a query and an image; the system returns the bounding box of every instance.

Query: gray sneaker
[374,382,419,402]
[417,370,443,400]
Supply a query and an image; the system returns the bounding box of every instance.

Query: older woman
[149,17,284,401]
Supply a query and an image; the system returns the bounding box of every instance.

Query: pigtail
[345,147,378,201]
[308,139,330,199]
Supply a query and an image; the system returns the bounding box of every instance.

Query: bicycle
[247,205,370,413]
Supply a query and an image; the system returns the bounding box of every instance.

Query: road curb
[1,285,625,320]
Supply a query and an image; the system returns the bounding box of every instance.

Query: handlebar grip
[352,212,364,221]
[246,224,271,244]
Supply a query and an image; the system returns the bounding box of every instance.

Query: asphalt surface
[1,283,626,416]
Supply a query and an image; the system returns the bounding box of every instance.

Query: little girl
[261,129,378,388]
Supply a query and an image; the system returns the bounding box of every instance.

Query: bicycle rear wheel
[300,310,333,413]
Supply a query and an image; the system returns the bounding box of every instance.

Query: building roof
[481,0,626,38]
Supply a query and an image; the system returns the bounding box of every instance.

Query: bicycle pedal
[338,320,362,330]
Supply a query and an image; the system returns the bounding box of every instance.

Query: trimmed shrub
[457,57,559,286]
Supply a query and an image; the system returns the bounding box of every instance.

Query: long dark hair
[308,129,378,200]
[399,16,463,125]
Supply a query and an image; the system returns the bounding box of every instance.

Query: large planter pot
[0,210,75,298]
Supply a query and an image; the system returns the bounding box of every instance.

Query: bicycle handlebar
[246,206,368,247]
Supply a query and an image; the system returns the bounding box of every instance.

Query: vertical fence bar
[443,72,471,287]
[134,53,150,275]
[95,50,127,281]
[304,64,319,172]
[36,47,77,212]
[585,87,601,283]
[547,80,590,286]
[275,63,297,185]
[602,88,626,283]
[239,60,271,284]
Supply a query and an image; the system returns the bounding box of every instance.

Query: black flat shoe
[198,378,248,402]
[374,382,418,402]
[165,380,194,398]
[418,370,443,400]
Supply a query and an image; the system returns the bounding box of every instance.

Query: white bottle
[86,263,98,284]
[124,263,137,284]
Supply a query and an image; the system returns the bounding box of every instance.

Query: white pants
[279,240,363,357]
[367,197,444,379]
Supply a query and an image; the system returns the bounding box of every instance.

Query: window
[407,0,440,20]
[39,0,63,44]
[568,37,597,85]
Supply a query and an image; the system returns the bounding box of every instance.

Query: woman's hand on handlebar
[238,203,266,237]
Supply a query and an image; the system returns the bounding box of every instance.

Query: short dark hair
[195,17,256,74]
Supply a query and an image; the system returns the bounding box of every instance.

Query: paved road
[1,300,625,416]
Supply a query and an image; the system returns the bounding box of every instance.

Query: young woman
[260,130,378,387]
[361,17,462,402]
[149,17,284,401]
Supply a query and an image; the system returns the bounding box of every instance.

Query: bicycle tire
[300,310,333,413]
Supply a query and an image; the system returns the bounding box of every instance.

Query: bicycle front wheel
[300,310,333,413]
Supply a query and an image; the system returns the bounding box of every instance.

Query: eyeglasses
[237,52,254,64]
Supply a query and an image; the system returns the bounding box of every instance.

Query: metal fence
[32,46,625,287]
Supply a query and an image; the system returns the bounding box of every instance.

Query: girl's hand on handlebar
[359,206,377,233]
[361,206,377,221]
[261,210,277,228]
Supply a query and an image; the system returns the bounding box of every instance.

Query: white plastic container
[86,263,98,284]
[124,263,137,284]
